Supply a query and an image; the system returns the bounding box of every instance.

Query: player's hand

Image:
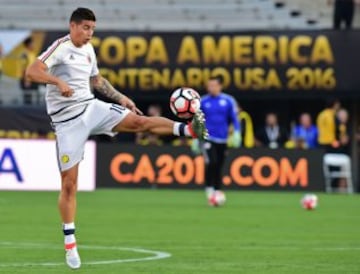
[231,131,241,148]
[191,139,201,155]
[120,96,143,115]
[57,79,74,97]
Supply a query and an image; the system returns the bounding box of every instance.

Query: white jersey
[38,34,99,121]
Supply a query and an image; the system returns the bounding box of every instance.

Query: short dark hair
[70,7,96,23]
[325,97,340,108]
[208,76,223,85]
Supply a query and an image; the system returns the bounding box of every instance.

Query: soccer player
[25,7,207,269]
[193,76,240,205]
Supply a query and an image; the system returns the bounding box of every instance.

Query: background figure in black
[335,108,351,154]
[329,0,357,29]
[255,112,288,149]
[332,108,351,191]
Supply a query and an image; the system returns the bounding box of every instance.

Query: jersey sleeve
[90,46,99,77]
[228,97,241,132]
[38,40,62,68]
[90,56,99,77]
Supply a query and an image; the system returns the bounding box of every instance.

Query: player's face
[266,114,278,126]
[70,20,96,47]
[207,80,222,96]
[300,114,311,128]
[337,110,348,123]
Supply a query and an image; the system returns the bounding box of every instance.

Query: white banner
[0,139,96,191]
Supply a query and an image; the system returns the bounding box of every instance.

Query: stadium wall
[96,144,325,191]
[0,140,326,191]
[0,139,96,191]
[32,30,360,99]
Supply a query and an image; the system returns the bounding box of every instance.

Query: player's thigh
[86,101,136,135]
[60,163,79,187]
[54,120,88,172]
[112,112,149,133]
[216,144,227,166]
[202,141,217,165]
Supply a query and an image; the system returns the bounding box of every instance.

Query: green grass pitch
[0,189,359,274]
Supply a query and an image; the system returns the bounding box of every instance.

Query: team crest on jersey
[219,99,227,106]
[87,54,91,64]
[61,155,70,164]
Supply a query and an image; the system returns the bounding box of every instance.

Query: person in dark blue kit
[193,76,240,205]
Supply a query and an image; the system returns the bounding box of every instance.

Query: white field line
[0,242,172,267]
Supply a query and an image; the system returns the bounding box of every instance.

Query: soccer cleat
[65,244,81,269]
[205,186,215,200]
[188,110,208,140]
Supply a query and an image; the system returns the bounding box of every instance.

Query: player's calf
[113,111,208,139]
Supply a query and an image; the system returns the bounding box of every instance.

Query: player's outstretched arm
[91,74,142,114]
[26,60,74,97]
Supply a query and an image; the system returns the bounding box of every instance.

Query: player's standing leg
[213,143,227,191]
[204,142,227,206]
[202,141,217,201]
[53,111,90,270]
[59,164,81,269]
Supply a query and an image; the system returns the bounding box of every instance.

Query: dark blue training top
[201,93,240,143]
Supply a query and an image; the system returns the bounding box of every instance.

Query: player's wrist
[53,77,64,87]
[118,94,127,105]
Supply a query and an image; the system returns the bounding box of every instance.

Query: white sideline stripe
[0,242,172,267]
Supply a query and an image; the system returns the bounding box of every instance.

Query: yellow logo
[61,155,70,164]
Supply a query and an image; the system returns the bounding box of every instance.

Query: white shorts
[53,99,130,171]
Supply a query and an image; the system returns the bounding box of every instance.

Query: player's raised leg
[59,164,81,269]
[112,110,208,139]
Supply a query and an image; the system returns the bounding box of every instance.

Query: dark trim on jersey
[54,138,61,172]
[51,105,88,124]
[110,104,126,114]
[49,97,95,116]
[41,36,70,62]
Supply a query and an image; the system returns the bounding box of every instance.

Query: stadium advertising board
[38,30,360,97]
[0,140,96,191]
[97,144,324,191]
[0,107,54,139]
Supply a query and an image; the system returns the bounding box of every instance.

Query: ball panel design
[170,87,201,119]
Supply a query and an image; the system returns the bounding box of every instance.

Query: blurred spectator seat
[323,153,353,193]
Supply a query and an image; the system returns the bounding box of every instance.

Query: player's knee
[131,115,150,132]
[61,172,77,197]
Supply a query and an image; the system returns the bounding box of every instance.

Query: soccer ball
[170,87,201,119]
[209,191,227,207]
[301,194,318,210]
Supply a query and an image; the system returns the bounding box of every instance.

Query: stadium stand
[0,0,346,31]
